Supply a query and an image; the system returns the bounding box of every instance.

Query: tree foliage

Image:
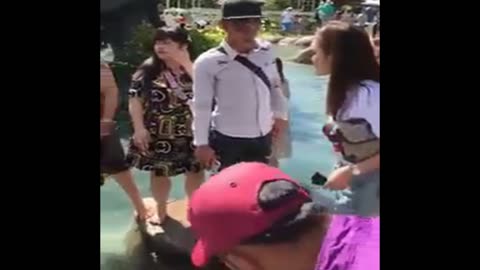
[265,0,291,10]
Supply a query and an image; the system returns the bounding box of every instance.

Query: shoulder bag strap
[216,47,271,91]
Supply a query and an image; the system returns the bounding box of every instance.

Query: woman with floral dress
[127,26,204,224]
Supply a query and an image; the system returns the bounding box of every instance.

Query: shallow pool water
[100,61,335,265]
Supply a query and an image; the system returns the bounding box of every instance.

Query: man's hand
[195,145,217,169]
[272,118,288,140]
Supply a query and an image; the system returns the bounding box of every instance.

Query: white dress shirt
[192,39,288,146]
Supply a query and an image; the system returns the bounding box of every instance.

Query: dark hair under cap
[222,0,264,20]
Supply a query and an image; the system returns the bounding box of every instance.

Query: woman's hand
[172,46,191,67]
[171,46,193,77]
[133,128,151,153]
[324,166,353,190]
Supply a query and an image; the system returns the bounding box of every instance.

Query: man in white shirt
[192,0,288,171]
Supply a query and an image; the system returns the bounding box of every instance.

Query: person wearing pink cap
[188,162,379,270]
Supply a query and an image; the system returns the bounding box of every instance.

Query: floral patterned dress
[126,69,202,177]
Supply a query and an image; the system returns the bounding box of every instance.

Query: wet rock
[125,198,227,270]
[294,35,315,47]
[141,198,194,253]
[264,35,284,44]
[292,47,314,65]
[278,37,299,46]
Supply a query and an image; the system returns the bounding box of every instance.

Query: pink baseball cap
[188,162,311,267]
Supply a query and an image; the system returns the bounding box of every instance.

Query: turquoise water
[100,61,335,263]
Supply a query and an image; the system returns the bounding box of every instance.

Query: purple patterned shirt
[315,215,379,270]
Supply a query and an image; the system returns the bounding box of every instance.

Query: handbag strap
[217,47,271,91]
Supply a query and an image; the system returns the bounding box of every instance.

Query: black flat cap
[221,0,264,20]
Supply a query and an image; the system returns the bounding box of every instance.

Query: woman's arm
[325,153,379,190]
[353,153,380,175]
[129,97,145,131]
[128,77,151,152]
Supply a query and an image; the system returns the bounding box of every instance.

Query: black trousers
[209,130,272,171]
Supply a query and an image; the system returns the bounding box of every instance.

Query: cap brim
[191,239,210,267]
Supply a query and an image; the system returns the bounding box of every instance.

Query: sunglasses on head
[322,122,343,143]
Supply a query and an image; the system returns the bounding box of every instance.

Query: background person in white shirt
[280,7,294,33]
[192,0,288,171]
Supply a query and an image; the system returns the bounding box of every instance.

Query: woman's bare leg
[185,170,205,200]
[150,172,171,223]
[113,170,150,220]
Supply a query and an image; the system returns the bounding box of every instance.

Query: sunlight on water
[100,61,335,264]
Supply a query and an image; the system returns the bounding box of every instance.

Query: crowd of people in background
[279,1,380,35]
[315,1,380,28]
[101,0,380,268]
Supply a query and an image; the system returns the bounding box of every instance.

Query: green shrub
[265,0,290,10]
[111,22,156,75]
[189,28,225,59]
